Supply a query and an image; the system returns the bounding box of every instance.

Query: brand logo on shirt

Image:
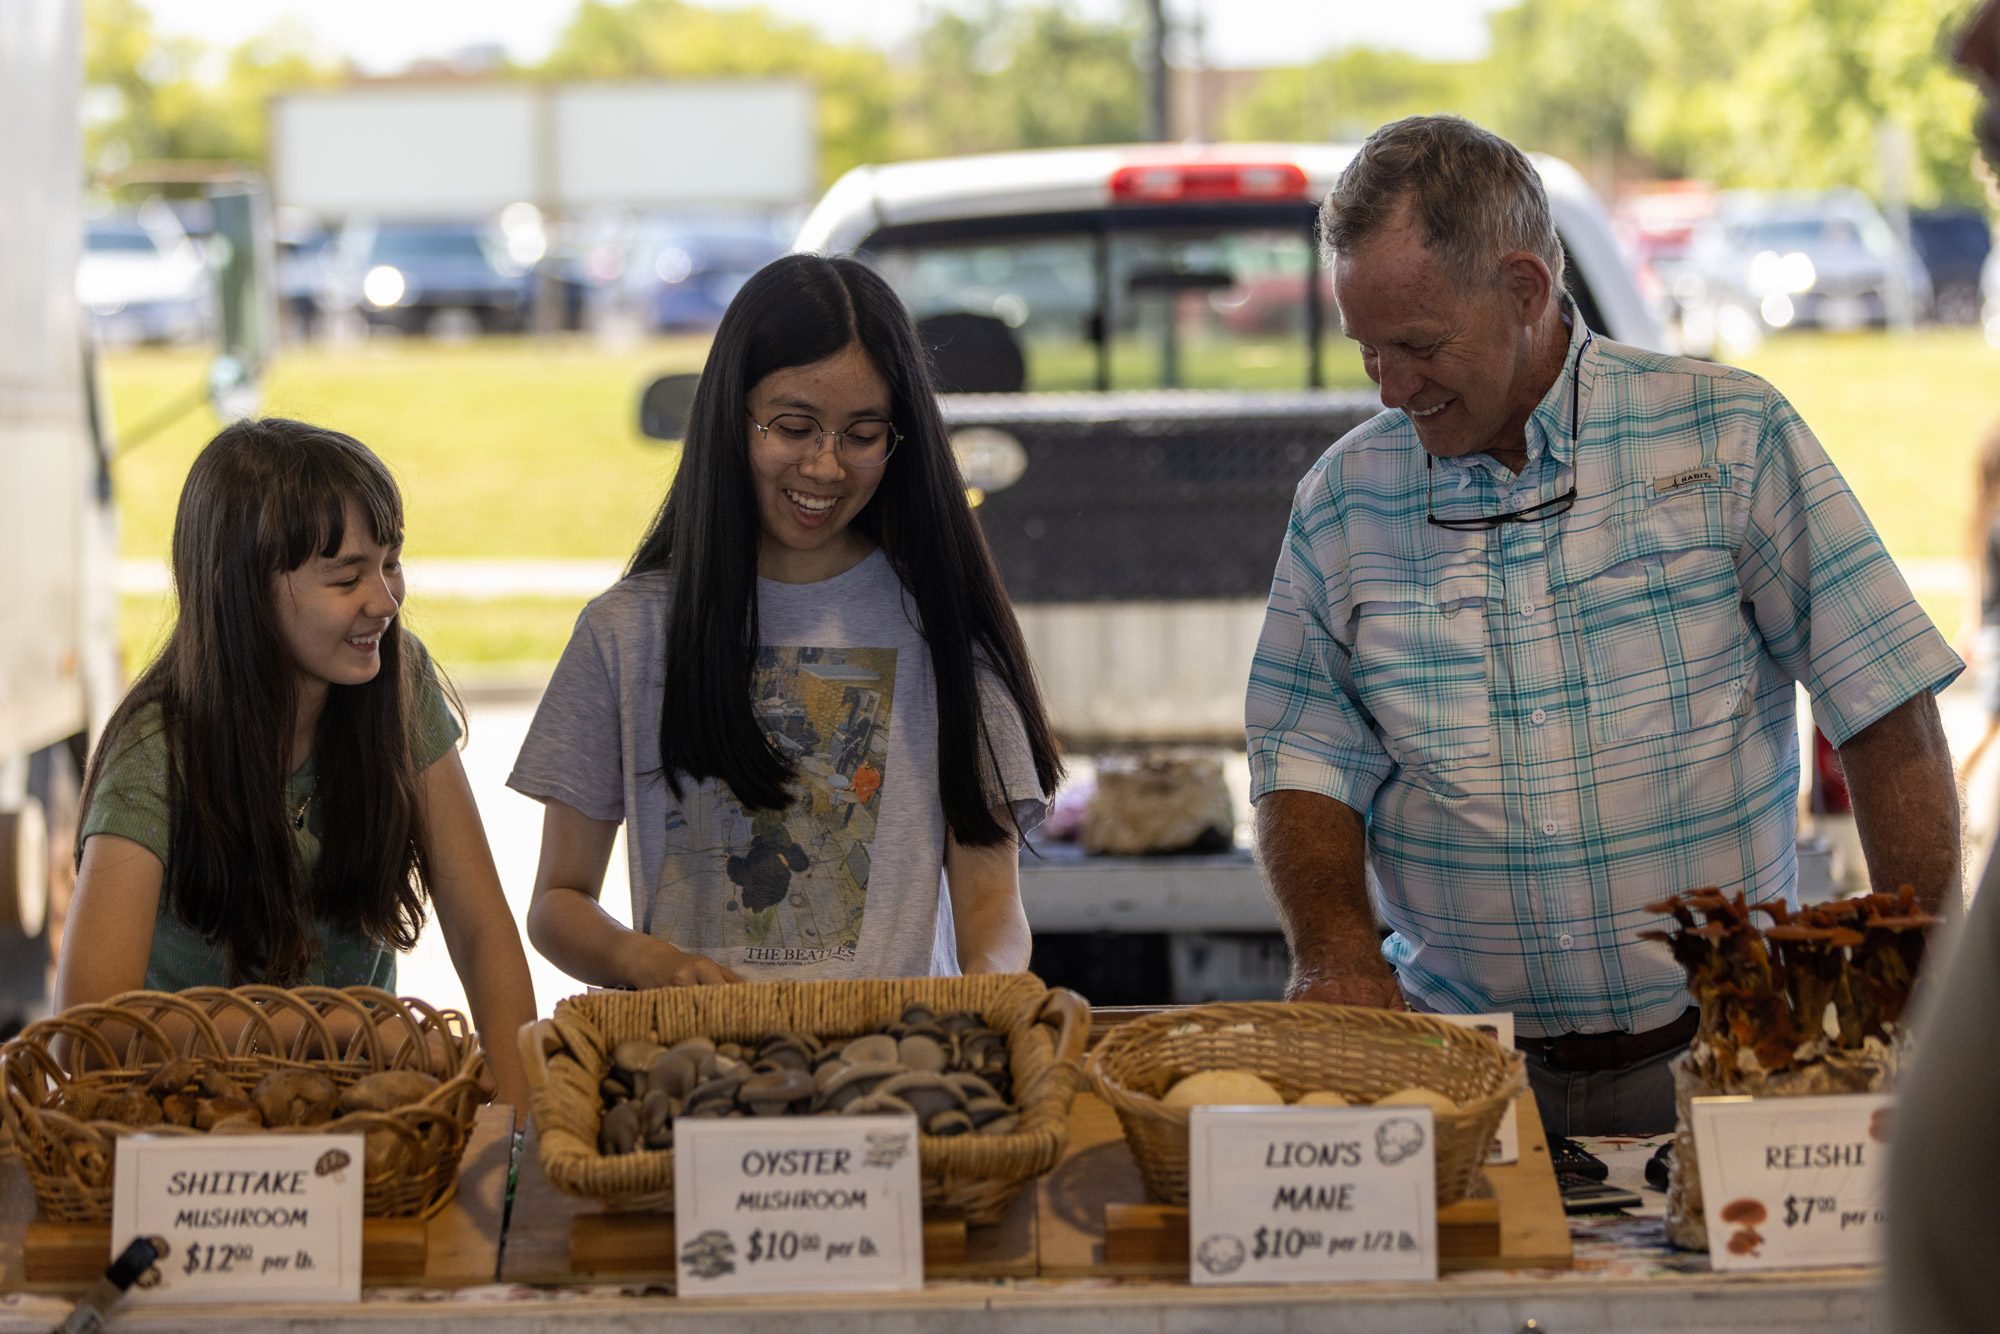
[1652,467,1719,494]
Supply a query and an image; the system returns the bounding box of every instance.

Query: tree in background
[86,0,337,193]
[906,1,1145,156]
[1220,48,1479,145]
[1478,0,1985,206]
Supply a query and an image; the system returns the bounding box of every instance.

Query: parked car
[76,212,211,345]
[320,218,534,335]
[618,214,788,332]
[1909,206,1993,325]
[274,215,332,340]
[1675,189,1929,352]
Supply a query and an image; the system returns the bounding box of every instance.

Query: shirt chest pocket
[1349,582,1493,780]
[1557,501,1748,747]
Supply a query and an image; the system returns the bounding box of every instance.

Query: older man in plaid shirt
[1247,114,1962,1136]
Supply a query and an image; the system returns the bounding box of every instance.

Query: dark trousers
[1521,1040,1683,1137]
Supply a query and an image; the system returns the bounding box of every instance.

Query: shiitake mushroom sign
[110,1133,364,1303]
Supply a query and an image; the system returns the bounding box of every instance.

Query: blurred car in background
[617,214,787,332]
[1674,189,1929,353]
[275,213,332,340]
[1612,180,1715,344]
[77,210,211,345]
[320,218,535,335]
[1908,206,1993,325]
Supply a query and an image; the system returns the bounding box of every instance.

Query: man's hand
[1255,789,1405,1008]
[1288,969,1408,1010]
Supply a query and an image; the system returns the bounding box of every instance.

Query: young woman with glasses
[509,253,1062,988]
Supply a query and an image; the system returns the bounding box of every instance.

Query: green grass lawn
[105,327,1998,678]
[106,336,706,564]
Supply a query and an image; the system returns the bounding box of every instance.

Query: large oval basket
[521,973,1089,1225]
[0,986,486,1222]
[1088,1002,1525,1206]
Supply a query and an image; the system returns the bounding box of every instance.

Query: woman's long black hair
[77,417,435,983]
[629,253,1062,843]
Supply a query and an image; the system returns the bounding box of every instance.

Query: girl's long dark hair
[630,253,1062,844]
[78,418,434,984]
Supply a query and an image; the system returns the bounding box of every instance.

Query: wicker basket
[0,986,486,1223]
[521,973,1089,1225]
[1088,1002,1525,1206]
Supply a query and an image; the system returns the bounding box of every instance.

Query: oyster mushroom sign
[673,1115,924,1295]
[1186,1105,1439,1285]
[109,1133,365,1303]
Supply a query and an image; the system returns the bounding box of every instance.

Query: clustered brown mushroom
[1641,887,1941,1077]
[57,1061,439,1134]
[596,1004,1019,1154]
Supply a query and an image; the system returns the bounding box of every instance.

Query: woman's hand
[619,936,744,988]
[525,799,741,990]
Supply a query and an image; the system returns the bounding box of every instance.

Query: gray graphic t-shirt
[508,550,1047,979]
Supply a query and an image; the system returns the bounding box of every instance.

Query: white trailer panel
[555,82,814,208]
[272,81,816,218]
[272,88,540,217]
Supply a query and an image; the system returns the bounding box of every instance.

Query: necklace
[293,788,312,831]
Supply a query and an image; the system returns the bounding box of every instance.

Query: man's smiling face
[1333,199,1547,471]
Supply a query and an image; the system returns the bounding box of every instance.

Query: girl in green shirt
[58,417,535,1114]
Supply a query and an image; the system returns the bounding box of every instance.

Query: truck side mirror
[639,372,700,440]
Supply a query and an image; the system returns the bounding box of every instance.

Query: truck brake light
[1109,162,1310,203]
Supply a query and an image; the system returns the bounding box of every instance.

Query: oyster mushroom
[740,1069,816,1117]
[600,1100,644,1154]
[897,1034,948,1074]
[877,1072,962,1123]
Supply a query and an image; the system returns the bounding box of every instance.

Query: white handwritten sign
[1436,1012,1518,1163]
[1187,1106,1438,1284]
[1689,1092,1891,1271]
[673,1114,924,1295]
[111,1133,363,1303]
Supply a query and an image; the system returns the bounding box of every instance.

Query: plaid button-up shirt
[1246,320,1959,1038]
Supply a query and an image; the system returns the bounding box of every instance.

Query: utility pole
[1145,0,1169,141]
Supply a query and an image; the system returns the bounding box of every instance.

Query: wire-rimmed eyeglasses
[747,411,899,470]
[1425,330,1590,532]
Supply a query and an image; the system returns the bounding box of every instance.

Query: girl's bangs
[282,444,404,568]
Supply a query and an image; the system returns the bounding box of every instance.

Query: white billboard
[271,81,816,218]
[555,82,815,208]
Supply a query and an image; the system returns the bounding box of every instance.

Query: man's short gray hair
[1319,114,1567,293]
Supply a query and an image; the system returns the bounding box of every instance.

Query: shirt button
[1517,602,1536,617]
[1530,707,1547,725]
[1541,819,1559,836]
[1558,933,1575,949]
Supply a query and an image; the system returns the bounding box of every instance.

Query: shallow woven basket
[1088,1002,1525,1206]
[521,973,1089,1225]
[0,985,486,1223]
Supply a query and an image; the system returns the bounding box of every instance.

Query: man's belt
[1517,1007,1699,1073]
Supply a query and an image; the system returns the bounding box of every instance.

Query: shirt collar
[1525,302,1592,469]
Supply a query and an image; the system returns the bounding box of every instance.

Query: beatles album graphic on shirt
[651,645,895,964]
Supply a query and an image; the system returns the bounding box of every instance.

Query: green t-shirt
[78,643,461,992]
